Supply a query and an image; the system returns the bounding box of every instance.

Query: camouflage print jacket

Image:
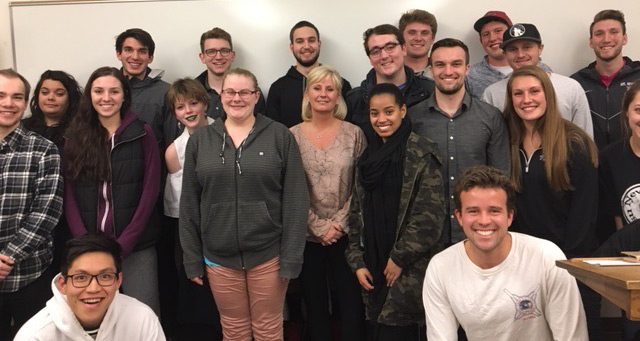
[346,132,445,326]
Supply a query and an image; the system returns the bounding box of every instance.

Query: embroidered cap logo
[510,24,526,38]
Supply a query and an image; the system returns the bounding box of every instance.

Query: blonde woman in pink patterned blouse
[290,65,367,340]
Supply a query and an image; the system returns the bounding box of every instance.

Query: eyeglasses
[368,42,401,57]
[221,89,258,99]
[66,272,118,288]
[204,48,232,57]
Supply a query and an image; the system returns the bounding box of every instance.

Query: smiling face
[369,93,406,141]
[174,97,208,134]
[290,26,321,68]
[456,186,513,257]
[0,75,27,133]
[430,46,468,95]
[480,21,509,62]
[402,22,433,59]
[221,74,258,123]
[116,37,153,80]
[38,79,69,123]
[627,92,640,142]
[90,76,124,121]
[503,40,543,69]
[199,38,235,77]
[305,76,339,116]
[57,251,122,330]
[367,34,407,82]
[590,19,627,63]
[511,75,547,129]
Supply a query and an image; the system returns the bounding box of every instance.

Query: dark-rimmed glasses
[368,42,400,57]
[221,89,258,99]
[204,48,232,57]
[65,272,118,288]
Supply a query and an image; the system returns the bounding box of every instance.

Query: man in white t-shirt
[14,235,165,341]
[423,165,587,340]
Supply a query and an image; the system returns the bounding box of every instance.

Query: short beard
[436,82,464,95]
[295,52,320,68]
[596,47,622,63]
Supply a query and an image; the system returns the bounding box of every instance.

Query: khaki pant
[206,256,288,341]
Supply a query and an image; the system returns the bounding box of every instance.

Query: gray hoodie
[180,114,309,279]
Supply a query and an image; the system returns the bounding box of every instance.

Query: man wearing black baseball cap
[482,23,593,137]
[467,11,552,98]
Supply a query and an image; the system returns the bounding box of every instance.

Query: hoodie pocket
[202,202,236,256]
[237,201,281,250]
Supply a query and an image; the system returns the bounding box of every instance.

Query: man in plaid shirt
[0,69,63,340]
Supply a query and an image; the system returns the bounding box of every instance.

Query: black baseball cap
[500,23,542,49]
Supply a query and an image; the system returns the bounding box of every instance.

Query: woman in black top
[22,70,82,149]
[22,70,82,271]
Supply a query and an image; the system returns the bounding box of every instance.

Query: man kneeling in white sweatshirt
[14,234,165,341]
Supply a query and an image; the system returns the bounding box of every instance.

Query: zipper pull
[236,159,242,175]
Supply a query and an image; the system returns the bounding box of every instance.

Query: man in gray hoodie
[116,28,170,148]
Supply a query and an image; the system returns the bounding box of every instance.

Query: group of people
[1,6,640,341]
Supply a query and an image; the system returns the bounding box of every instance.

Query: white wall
[2,0,639,94]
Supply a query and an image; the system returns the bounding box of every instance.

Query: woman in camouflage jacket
[346,83,445,339]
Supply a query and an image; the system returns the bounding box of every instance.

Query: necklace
[312,120,336,139]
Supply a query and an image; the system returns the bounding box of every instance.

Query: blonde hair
[503,66,597,191]
[301,65,347,121]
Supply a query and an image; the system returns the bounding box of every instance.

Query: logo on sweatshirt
[621,82,635,90]
[504,286,542,321]
[622,184,640,224]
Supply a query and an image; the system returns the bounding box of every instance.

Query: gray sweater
[180,114,309,279]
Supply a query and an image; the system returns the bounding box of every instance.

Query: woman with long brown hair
[504,65,598,258]
[599,79,640,230]
[504,65,600,339]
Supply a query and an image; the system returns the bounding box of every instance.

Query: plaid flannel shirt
[0,124,63,293]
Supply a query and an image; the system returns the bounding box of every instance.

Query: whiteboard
[10,0,640,94]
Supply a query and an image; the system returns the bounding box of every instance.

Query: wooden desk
[557,258,640,320]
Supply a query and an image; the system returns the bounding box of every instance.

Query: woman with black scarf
[346,83,445,340]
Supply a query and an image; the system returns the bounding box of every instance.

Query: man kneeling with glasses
[14,235,165,341]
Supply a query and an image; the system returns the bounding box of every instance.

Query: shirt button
[449,119,453,122]
[450,195,454,199]
[450,176,455,180]
[449,136,454,140]
[450,214,455,219]
[450,156,454,160]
